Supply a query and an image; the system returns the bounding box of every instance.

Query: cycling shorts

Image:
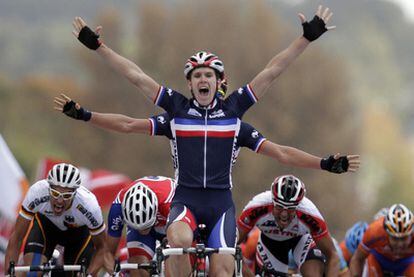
[24,213,94,270]
[167,185,236,248]
[256,233,325,274]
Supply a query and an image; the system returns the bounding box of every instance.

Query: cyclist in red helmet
[237,175,340,277]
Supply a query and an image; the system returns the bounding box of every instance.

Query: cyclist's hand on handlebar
[320,153,360,173]
[72,17,102,50]
[54,93,92,121]
[299,5,335,42]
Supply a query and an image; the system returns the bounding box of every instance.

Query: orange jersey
[359,218,414,260]
[339,240,352,263]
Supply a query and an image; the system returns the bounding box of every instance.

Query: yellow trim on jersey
[89,223,106,236]
[74,234,92,264]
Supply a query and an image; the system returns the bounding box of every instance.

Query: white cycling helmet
[184,51,225,80]
[121,182,158,231]
[384,204,414,238]
[47,163,81,189]
[271,175,306,209]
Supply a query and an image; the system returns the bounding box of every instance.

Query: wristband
[78,26,102,50]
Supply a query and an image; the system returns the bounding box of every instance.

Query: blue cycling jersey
[149,85,265,189]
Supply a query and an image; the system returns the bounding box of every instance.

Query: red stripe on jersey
[176,130,235,138]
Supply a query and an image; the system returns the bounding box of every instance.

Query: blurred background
[1,0,414,241]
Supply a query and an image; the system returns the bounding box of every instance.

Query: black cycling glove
[302,15,327,42]
[78,26,101,50]
[62,100,92,121]
[320,155,349,174]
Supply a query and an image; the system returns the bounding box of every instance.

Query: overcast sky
[388,0,414,21]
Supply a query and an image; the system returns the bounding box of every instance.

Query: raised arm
[257,140,360,174]
[250,5,335,99]
[54,94,151,134]
[72,17,160,102]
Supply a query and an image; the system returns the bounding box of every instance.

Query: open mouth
[199,87,209,95]
[54,203,64,214]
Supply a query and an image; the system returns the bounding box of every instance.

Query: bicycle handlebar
[12,264,82,272]
[162,246,237,256]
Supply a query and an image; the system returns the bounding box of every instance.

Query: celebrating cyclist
[4,163,112,276]
[68,5,362,275]
[237,175,340,277]
[350,203,414,276]
[107,176,175,277]
[55,89,358,277]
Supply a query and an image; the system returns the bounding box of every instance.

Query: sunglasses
[273,203,297,212]
[49,187,76,200]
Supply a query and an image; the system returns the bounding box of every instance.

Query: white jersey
[20,180,105,235]
[237,191,328,242]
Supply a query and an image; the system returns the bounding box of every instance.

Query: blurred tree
[360,102,414,212]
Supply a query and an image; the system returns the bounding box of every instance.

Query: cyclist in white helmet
[106,176,176,277]
[4,163,113,276]
[350,203,414,276]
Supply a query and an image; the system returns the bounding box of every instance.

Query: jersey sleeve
[224,85,258,118]
[237,205,270,233]
[148,113,173,139]
[107,201,125,238]
[237,122,266,152]
[20,181,47,220]
[153,86,188,114]
[297,211,328,241]
[359,220,384,254]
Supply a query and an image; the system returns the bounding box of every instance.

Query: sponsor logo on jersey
[238,88,243,95]
[167,88,173,96]
[263,228,297,237]
[111,216,123,231]
[157,115,166,124]
[251,130,259,138]
[28,196,50,210]
[187,108,202,117]
[209,109,225,119]
[65,215,75,223]
[257,242,272,270]
[299,235,313,264]
[77,204,99,227]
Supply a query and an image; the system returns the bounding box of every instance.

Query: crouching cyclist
[4,163,112,276]
[237,174,340,277]
[350,203,414,277]
[107,176,176,277]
